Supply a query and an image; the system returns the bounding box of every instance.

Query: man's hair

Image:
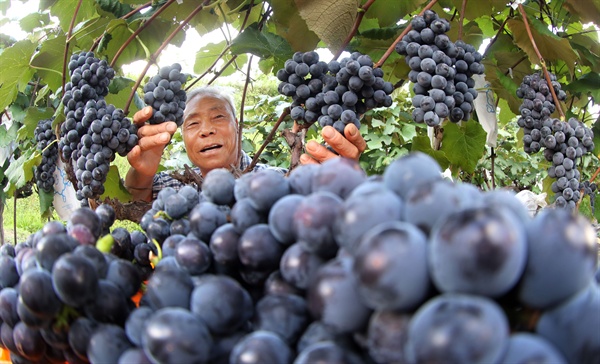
[185,85,237,118]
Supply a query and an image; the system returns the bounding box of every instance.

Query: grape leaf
[0,40,36,111]
[230,23,292,72]
[39,188,54,215]
[449,0,508,20]
[270,0,320,52]
[411,135,450,170]
[570,33,600,73]
[440,121,487,174]
[19,12,51,32]
[4,150,39,192]
[100,165,132,202]
[365,0,425,27]
[564,0,600,26]
[30,34,66,92]
[564,72,600,102]
[17,107,55,142]
[69,17,112,51]
[194,40,229,75]
[507,18,579,75]
[50,0,98,34]
[0,122,19,148]
[294,0,358,52]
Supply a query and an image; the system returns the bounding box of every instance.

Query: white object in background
[53,158,79,221]
[473,74,498,148]
[515,190,548,217]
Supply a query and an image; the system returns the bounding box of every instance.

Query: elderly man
[125,86,366,201]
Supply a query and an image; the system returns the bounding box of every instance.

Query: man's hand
[300,124,366,165]
[126,106,177,177]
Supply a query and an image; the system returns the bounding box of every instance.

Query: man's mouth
[201,144,222,153]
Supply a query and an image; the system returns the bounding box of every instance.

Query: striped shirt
[151,151,287,199]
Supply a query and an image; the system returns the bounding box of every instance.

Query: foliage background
[0,0,599,242]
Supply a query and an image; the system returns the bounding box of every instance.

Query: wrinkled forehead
[184,94,236,120]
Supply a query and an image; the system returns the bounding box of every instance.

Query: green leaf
[99,19,144,68]
[108,76,136,94]
[270,0,320,51]
[69,17,113,51]
[100,165,132,202]
[30,34,67,92]
[366,0,425,27]
[194,40,229,75]
[570,33,600,73]
[96,0,134,18]
[411,135,450,170]
[294,0,358,52]
[0,40,36,111]
[17,107,55,141]
[440,121,487,174]
[105,81,139,114]
[399,123,417,142]
[446,21,483,50]
[39,188,54,215]
[230,23,292,71]
[50,0,98,34]
[507,18,579,75]
[564,72,600,102]
[0,122,19,148]
[137,18,186,55]
[564,0,600,26]
[158,0,220,35]
[449,0,508,20]
[5,150,38,191]
[19,12,51,32]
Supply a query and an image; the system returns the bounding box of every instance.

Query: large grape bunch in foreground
[1,152,598,364]
[276,50,394,136]
[395,9,485,125]
[59,52,139,204]
[516,72,595,210]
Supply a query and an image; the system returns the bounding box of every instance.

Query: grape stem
[61,0,83,93]
[238,54,254,165]
[124,0,211,115]
[243,107,291,173]
[375,0,439,68]
[518,4,565,120]
[110,0,178,68]
[332,0,378,61]
[458,0,468,41]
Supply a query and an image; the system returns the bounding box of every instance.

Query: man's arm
[300,124,366,164]
[125,106,178,201]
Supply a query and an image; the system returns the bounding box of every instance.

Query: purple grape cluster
[142,63,188,126]
[516,72,595,210]
[277,51,394,135]
[60,52,139,204]
[395,10,485,125]
[33,118,57,193]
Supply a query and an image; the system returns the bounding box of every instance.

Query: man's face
[182,95,239,175]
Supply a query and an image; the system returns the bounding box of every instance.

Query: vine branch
[110,0,177,68]
[62,0,83,93]
[332,0,377,60]
[124,0,210,114]
[483,17,509,57]
[238,55,253,164]
[121,1,153,20]
[518,4,565,120]
[375,0,439,68]
[243,108,291,173]
[458,0,468,41]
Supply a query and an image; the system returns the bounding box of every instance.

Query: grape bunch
[33,118,57,193]
[277,51,394,135]
[516,72,567,153]
[142,63,188,126]
[516,72,595,210]
[2,152,598,364]
[395,10,485,125]
[60,52,115,161]
[59,52,139,203]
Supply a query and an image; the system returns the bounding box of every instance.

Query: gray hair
[185,85,237,118]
